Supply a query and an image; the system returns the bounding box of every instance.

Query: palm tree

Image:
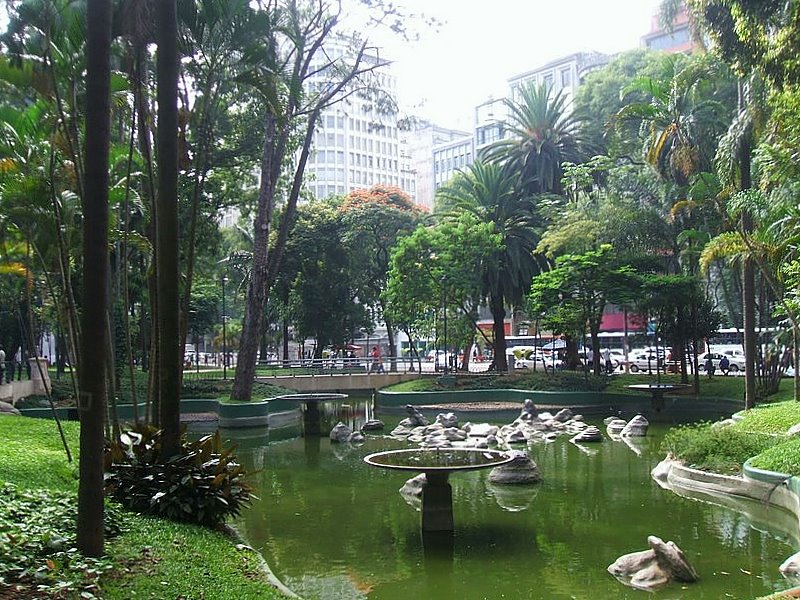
[437,160,542,372]
[78,0,112,559]
[483,82,587,195]
[614,55,728,185]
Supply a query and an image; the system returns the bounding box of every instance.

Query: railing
[180,356,486,380]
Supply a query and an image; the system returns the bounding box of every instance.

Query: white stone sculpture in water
[608,535,698,591]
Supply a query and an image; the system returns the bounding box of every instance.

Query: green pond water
[228,401,799,600]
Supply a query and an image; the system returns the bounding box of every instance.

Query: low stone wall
[377,389,741,422]
[21,397,287,429]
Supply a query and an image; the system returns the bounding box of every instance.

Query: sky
[369,0,663,131]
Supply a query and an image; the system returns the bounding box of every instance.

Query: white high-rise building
[304,45,415,200]
[405,123,472,209]
[508,51,609,112]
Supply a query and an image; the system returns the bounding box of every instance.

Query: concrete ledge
[377,389,741,420]
[20,397,302,429]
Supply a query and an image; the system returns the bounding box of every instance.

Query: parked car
[627,352,664,373]
[516,355,558,371]
[700,352,746,373]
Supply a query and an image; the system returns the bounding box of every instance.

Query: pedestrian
[719,355,730,376]
[705,355,715,378]
[14,347,22,380]
[602,348,613,375]
[370,346,384,373]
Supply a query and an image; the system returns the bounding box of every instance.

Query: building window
[543,73,553,89]
[561,68,571,88]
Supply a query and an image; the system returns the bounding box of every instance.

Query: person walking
[370,346,384,373]
[602,348,613,375]
[0,347,5,384]
[14,347,22,380]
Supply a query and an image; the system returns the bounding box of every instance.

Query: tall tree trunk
[739,82,757,410]
[77,0,111,558]
[156,0,181,459]
[490,292,508,372]
[231,114,278,401]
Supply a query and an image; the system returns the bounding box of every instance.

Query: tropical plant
[437,160,542,371]
[484,81,587,195]
[104,425,253,527]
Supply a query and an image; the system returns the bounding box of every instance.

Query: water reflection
[231,406,795,600]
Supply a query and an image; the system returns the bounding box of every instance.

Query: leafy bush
[104,425,253,528]
[662,422,778,474]
[0,483,123,598]
[736,401,800,434]
[749,438,800,476]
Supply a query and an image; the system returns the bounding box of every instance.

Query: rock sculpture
[518,399,539,420]
[606,418,627,436]
[435,412,458,428]
[608,535,698,591]
[570,425,602,443]
[0,401,20,416]
[488,450,541,485]
[553,408,574,422]
[361,419,385,432]
[621,414,649,437]
[329,422,353,443]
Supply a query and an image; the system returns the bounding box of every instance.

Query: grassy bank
[21,371,295,410]
[385,370,796,403]
[0,415,283,599]
[663,401,800,475]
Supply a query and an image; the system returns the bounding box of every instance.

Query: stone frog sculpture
[608,535,698,591]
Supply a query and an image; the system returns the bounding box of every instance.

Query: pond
[229,399,798,600]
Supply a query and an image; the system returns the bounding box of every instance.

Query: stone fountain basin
[364,448,513,473]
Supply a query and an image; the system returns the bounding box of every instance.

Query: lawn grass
[662,400,800,476]
[0,415,284,599]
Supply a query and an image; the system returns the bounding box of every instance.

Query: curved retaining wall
[19,397,306,429]
[377,389,741,421]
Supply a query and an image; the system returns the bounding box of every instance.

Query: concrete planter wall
[377,389,741,421]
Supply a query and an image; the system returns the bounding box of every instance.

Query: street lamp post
[221,275,228,380]
[440,276,448,375]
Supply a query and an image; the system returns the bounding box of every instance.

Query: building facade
[304,46,415,201]
[642,5,697,54]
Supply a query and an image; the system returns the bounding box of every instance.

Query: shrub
[104,425,253,528]
[662,422,778,475]
[749,438,800,476]
[0,483,123,597]
[736,401,800,434]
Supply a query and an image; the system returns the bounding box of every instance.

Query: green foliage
[104,425,253,528]
[661,422,777,474]
[0,416,78,491]
[749,438,800,476]
[100,515,282,599]
[737,402,800,434]
[0,483,124,597]
[383,372,609,393]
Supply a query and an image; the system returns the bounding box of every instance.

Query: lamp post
[221,275,228,380]
[440,276,448,374]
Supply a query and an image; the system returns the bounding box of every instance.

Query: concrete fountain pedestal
[626,383,692,411]
[272,393,348,435]
[364,448,513,532]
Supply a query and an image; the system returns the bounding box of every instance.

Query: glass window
[326,115,335,128]
[337,115,345,128]
[337,134,344,145]
[337,151,344,164]
[561,68,571,87]
[543,73,553,89]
